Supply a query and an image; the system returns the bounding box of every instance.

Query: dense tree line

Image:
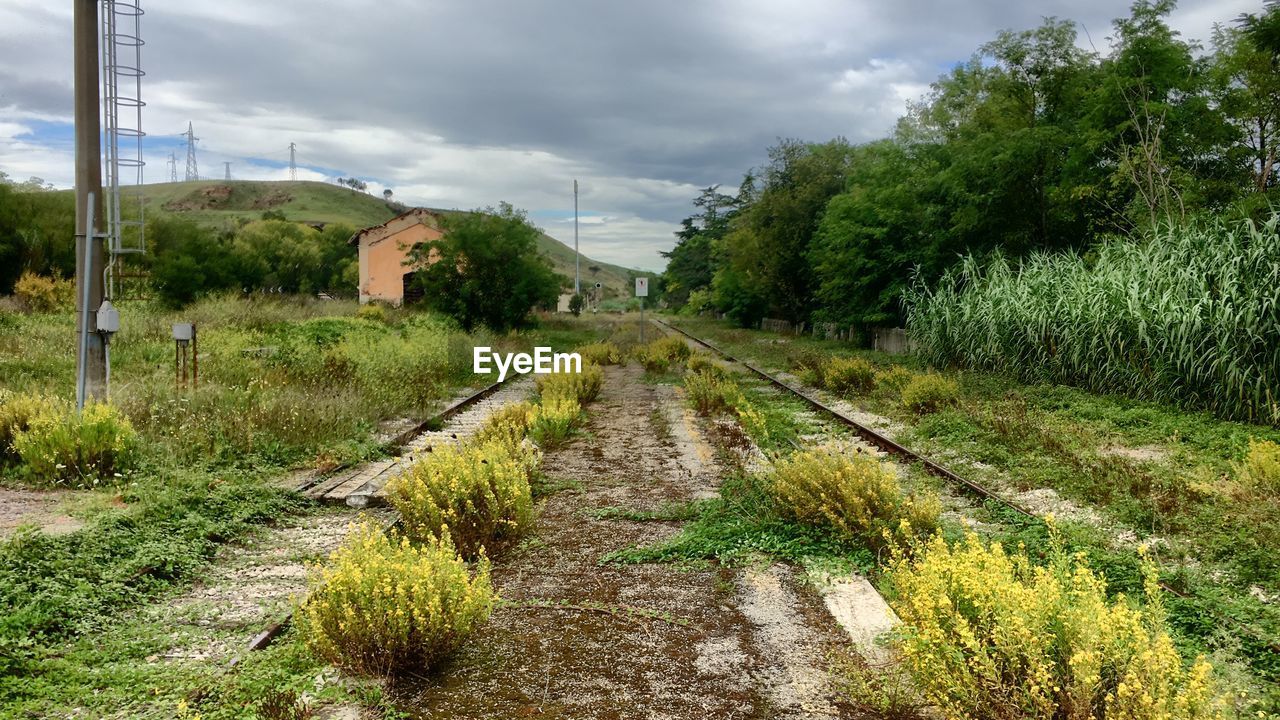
[662,0,1280,328]
[0,171,358,306]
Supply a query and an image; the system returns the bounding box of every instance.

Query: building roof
[347,207,444,246]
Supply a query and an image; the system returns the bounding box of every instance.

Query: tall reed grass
[905,218,1280,425]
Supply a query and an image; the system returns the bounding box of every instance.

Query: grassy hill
[136,180,644,298]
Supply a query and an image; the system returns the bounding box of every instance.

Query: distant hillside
[136,180,644,298]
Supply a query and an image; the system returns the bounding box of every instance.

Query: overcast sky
[0,0,1258,270]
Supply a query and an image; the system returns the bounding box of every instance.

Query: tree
[383,188,394,201]
[568,293,584,316]
[408,203,560,331]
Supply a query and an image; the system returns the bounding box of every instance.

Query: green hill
[135,180,645,298]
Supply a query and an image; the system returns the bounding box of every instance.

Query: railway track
[654,317,1280,659]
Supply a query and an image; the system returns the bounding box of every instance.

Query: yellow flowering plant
[387,438,535,559]
[900,372,960,414]
[575,341,624,366]
[535,363,604,405]
[822,356,876,396]
[299,521,494,678]
[887,530,1225,720]
[768,447,939,551]
[634,336,692,373]
[10,399,138,487]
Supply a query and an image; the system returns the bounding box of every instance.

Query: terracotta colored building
[349,208,443,305]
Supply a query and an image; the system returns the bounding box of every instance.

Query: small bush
[685,370,735,415]
[687,353,728,379]
[12,401,139,487]
[387,439,535,558]
[635,336,691,372]
[768,447,938,550]
[354,303,389,323]
[535,363,604,405]
[1237,438,1280,497]
[874,366,914,395]
[299,521,494,678]
[529,391,582,448]
[576,342,623,366]
[0,392,59,463]
[472,401,538,451]
[900,373,959,414]
[13,272,73,313]
[823,356,876,395]
[888,532,1224,720]
[790,349,828,388]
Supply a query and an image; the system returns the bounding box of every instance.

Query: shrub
[354,303,389,323]
[471,401,538,451]
[299,521,494,678]
[1237,438,1280,497]
[635,336,691,372]
[685,370,735,415]
[529,391,582,448]
[822,356,876,395]
[900,373,959,414]
[13,272,73,313]
[687,353,728,379]
[535,363,604,405]
[790,349,828,388]
[576,341,623,366]
[873,366,914,395]
[387,439,535,558]
[888,532,1224,720]
[0,392,58,463]
[768,447,938,550]
[12,401,139,487]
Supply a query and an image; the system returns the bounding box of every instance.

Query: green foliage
[0,391,57,463]
[354,302,388,323]
[899,373,960,414]
[768,447,939,550]
[906,218,1280,425]
[568,293,584,316]
[686,352,727,379]
[0,176,75,295]
[299,521,494,678]
[409,203,560,331]
[0,470,307,682]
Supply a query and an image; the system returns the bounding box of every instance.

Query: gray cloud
[0,0,1257,269]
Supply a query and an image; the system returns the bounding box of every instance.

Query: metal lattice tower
[289,142,297,181]
[224,161,231,180]
[167,151,177,182]
[183,121,199,181]
[100,0,147,287]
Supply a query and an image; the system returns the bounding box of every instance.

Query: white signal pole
[573,179,580,295]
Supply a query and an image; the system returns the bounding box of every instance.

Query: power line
[182,121,199,181]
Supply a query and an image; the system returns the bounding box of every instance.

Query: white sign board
[635,277,649,297]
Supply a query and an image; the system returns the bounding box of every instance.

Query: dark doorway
[401,272,424,305]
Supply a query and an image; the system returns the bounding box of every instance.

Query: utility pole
[74,0,106,403]
[289,142,297,181]
[224,161,231,181]
[573,179,580,295]
[183,121,199,181]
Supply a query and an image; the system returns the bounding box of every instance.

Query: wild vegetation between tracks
[313,354,606,678]
[662,316,1280,707]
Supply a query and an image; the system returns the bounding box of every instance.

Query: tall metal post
[75,0,107,404]
[573,179,580,295]
[289,142,297,181]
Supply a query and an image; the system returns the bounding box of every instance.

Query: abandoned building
[348,208,443,305]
